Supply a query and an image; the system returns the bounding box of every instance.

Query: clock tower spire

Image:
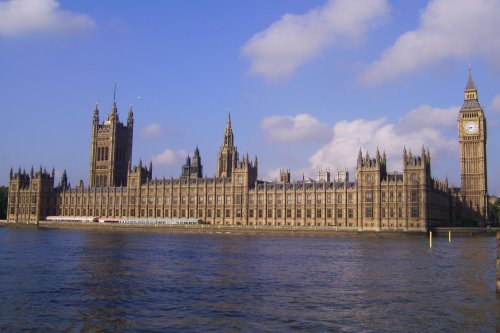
[458,67,487,224]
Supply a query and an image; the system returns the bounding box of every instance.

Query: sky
[0,0,499,195]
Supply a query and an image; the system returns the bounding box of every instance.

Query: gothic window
[276,209,282,218]
[190,209,195,218]
[348,193,353,203]
[236,209,242,218]
[366,175,373,182]
[316,209,322,218]
[336,193,343,204]
[326,209,332,218]
[347,209,353,219]
[365,207,373,218]
[317,195,322,204]
[105,147,109,160]
[236,195,242,205]
[306,195,312,205]
[190,196,195,204]
[327,194,332,204]
[258,195,264,204]
[226,196,231,205]
[397,192,402,203]
[389,192,394,203]
[286,209,292,218]
[199,209,203,217]
[411,207,419,218]
[381,192,386,203]
[296,209,302,218]
[207,209,212,217]
[249,195,254,204]
[199,196,204,204]
[365,191,373,203]
[181,209,186,217]
[216,209,221,217]
[398,207,403,218]
[411,173,417,182]
[287,195,292,204]
[225,209,230,218]
[337,209,343,218]
[267,195,272,204]
[410,190,418,202]
[258,209,263,218]
[217,196,222,204]
[276,195,282,204]
[306,209,312,218]
[267,209,272,218]
[207,196,213,204]
[249,209,254,218]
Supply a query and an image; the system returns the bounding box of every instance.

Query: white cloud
[489,94,500,113]
[140,123,167,139]
[0,0,95,37]
[309,104,459,172]
[260,113,330,143]
[241,0,389,80]
[362,0,500,84]
[151,149,187,166]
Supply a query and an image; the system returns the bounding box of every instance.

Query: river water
[0,226,498,332]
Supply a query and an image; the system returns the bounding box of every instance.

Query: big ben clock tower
[458,68,488,223]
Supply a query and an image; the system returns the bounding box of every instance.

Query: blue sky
[0,0,499,195]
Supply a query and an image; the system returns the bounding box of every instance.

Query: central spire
[224,111,234,147]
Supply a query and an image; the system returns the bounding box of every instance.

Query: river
[0,226,498,332]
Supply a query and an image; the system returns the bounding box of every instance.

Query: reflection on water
[0,228,498,332]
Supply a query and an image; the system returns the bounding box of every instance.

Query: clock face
[463,121,479,134]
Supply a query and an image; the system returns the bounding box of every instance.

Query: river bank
[1,220,497,237]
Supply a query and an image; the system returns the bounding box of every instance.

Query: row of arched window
[97,147,109,161]
[95,175,108,187]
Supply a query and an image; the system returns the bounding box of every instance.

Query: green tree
[488,197,500,226]
[0,186,8,220]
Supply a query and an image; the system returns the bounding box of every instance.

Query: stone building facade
[6,71,488,229]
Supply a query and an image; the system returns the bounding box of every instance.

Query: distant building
[6,70,488,229]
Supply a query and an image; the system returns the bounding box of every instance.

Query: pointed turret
[60,169,68,188]
[149,160,153,179]
[464,65,478,101]
[93,103,100,125]
[9,167,13,180]
[128,105,134,126]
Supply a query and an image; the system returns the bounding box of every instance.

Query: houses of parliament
[6,71,489,230]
